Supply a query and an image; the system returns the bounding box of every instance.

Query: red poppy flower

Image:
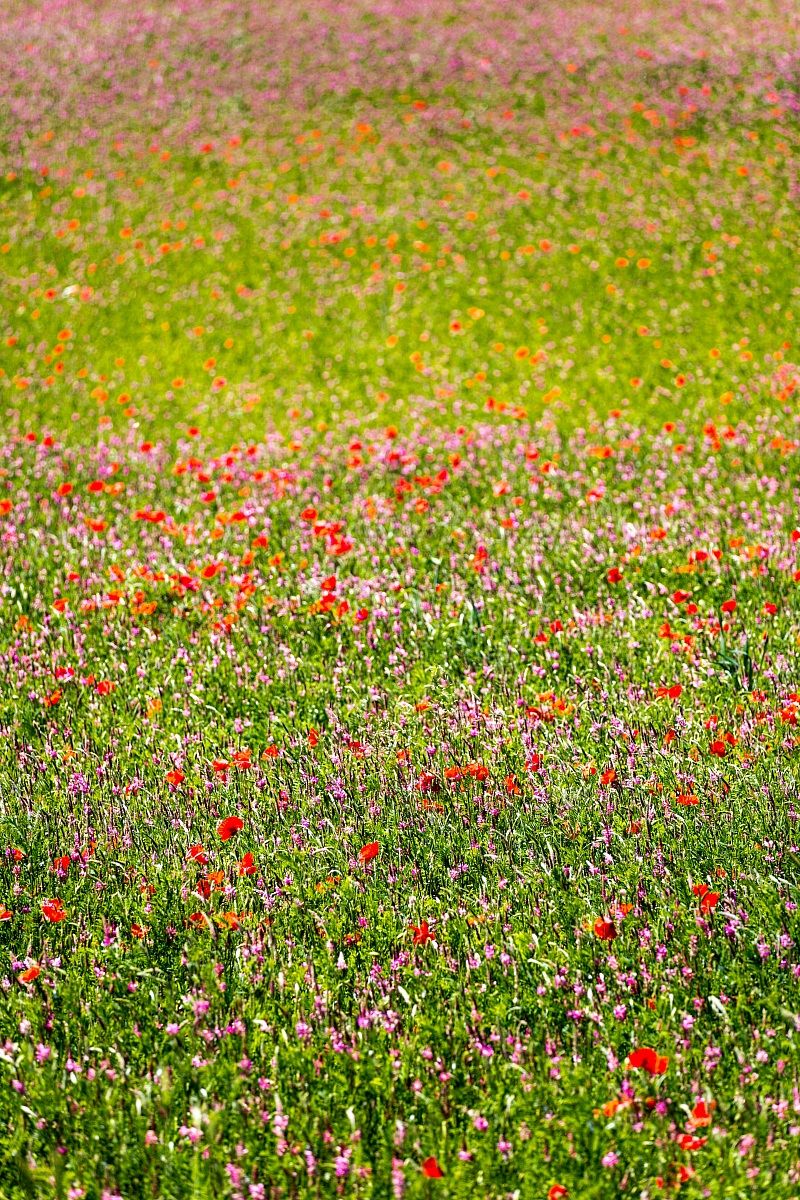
[358,841,380,865]
[607,567,623,584]
[689,1099,715,1128]
[19,965,40,984]
[720,598,737,614]
[166,769,185,787]
[594,919,618,941]
[677,1134,707,1151]
[692,884,720,914]
[0,905,13,921]
[41,898,67,923]
[421,1157,444,1178]
[709,740,726,757]
[411,920,433,945]
[628,1046,669,1075]
[239,852,257,876]
[548,1187,569,1200]
[188,844,208,866]
[218,815,244,841]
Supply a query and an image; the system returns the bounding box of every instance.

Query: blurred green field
[2,88,796,445]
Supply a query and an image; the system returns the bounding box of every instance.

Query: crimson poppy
[689,1099,715,1128]
[239,852,257,876]
[421,1157,444,1178]
[677,1134,707,1151]
[359,841,380,865]
[693,884,720,914]
[628,1046,668,1075]
[218,815,244,841]
[41,898,67,923]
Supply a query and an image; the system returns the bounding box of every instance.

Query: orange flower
[358,841,380,865]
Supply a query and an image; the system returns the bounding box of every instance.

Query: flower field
[1,2,799,1197]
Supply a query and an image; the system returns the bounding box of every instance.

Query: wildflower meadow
[1,2,799,1197]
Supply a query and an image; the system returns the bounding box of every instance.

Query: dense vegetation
[1,2,799,1196]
